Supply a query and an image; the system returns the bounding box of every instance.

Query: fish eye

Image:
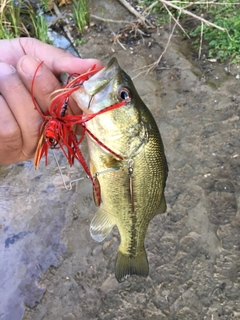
[118,87,131,102]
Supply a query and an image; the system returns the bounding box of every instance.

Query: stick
[133,13,180,78]
[159,1,240,5]
[117,0,154,27]
[52,2,80,56]
[90,14,133,25]
[199,21,204,60]
[162,2,190,39]
[148,17,178,73]
[133,0,233,77]
[143,1,159,16]
[158,0,228,34]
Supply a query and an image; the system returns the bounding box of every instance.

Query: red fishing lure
[31,61,127,204]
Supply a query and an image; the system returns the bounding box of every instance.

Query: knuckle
[39,77,58,97]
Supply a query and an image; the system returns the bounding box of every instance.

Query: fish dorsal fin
[90,208,115,242]
[115,249,149,283]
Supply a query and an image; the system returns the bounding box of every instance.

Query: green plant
[0,0,26,39]
[190,1,240,63]
[40,0,51,12]
[148,0,240,64]
[157,13,170,25]
[29,9,52,44]
[72,0,90,34]
[75,37,86,46]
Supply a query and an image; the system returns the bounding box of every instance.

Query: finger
[17,55,93,118]
[0,94,22,165]
[17,55,84,138]
[17,55,62,114]
[18,38,103,75]
[0,62,42,159]
[1,38,103,76]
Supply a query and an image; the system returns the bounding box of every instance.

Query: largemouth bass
[72,58,168,282]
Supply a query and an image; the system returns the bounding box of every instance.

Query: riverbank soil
[1,1,240,319]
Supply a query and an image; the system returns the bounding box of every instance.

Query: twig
[133,14,180,78]
[91,14,133,25]
[131,0,234,78]
[110,29,127,51]
[143,0,158,16]
[158,0,229,35]
[199,21,204,59]
[116,38,127,50]
[162,2,190,39]
[147,17,178,73]
[159,1,240,4]
[117,0,154,27]
[52,2,80,57]
[48,2,65,27]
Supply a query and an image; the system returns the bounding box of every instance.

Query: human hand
[0,37,102,165]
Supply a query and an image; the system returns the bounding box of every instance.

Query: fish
[72,57,168,282]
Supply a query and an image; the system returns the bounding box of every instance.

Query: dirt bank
[1,1,240,319]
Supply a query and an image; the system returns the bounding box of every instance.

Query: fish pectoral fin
[90,208,114,242]
[156,195,167,216]
[115,249,149,283]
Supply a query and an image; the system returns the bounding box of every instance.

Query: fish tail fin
[115,249,149,283]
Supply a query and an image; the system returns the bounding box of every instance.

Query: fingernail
[0,62,16,77]
[19,56,43,77]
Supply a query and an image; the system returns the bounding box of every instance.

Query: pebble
[62,313,76,320]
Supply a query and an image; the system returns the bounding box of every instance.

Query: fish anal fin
[115,249,149,283]
[90,208,114,242]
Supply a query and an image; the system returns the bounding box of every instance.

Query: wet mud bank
[1,1,240,319]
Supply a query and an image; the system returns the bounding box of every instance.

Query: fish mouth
[72,57,125,114]
[83,57,120,97]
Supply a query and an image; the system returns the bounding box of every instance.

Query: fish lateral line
[128,159,134,212]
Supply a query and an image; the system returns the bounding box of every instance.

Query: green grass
[29,9,52,44]
[72,0,90,34]
[75,37,87,46]
[190,1,240,63]
[0,0,25,39]
[0,0,51,43]
[40,0,51,12]
[140,0,240,64]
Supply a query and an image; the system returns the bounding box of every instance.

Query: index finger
[0,37,103,76]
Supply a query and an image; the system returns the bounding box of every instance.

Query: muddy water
[1,1,240,319]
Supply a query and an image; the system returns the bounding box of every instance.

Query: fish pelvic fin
[90,208,114,242]
[115,249,149,283]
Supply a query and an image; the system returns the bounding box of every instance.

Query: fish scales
[72,57,168,282]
